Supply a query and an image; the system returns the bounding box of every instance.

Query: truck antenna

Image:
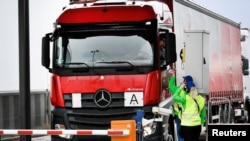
[84,0,87,6]
[160,2,164,21]
[91,50,99,62]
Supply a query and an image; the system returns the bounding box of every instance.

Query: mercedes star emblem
[94,89,112,108]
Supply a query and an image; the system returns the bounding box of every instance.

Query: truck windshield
[55,35,153,68]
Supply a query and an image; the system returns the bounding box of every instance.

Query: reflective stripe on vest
[181,95,204,126]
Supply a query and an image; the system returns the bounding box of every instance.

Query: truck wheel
[208,102,213,123]
[224,104,235,123]
[246,110,249,123]
[219,105,225,123]
[222,104,235,123]
[229,105,235,123]
[243,110,248,123]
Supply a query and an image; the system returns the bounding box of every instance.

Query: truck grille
[63,93,153,129]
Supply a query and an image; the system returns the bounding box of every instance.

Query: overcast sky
[0,0,68,91]
[194,0,250,28]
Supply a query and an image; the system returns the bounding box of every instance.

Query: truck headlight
[55,123,71,139]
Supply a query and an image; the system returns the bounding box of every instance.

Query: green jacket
[168,76,178,94]
[168,76,186,118]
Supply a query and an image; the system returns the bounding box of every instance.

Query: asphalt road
[1,136,51,141]
[32,136,51,141]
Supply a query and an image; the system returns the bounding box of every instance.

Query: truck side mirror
[242,55,249,76]
[166,33,177,65]
[41,33,51,70]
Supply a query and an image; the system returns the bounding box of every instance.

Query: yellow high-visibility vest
[181,95,205,126]
[173,90,186,118]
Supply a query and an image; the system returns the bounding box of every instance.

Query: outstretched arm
[173,83,186,105]
[168,76,179,94]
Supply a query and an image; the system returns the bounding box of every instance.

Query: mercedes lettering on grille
[94,89,112,108]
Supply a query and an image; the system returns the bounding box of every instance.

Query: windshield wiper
[64,62,90,68]
[64,62,90,72]
[96,61,142,73]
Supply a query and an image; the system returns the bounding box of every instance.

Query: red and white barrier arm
[0,129,130,136]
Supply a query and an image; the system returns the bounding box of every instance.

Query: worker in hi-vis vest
[168,67,193,141]
[173,80,206,141]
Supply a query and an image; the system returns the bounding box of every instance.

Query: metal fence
[0,90,50,140]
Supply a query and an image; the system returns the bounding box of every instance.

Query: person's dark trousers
[181,125,201,141]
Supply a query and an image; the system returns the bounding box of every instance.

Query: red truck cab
[42,1,176,141]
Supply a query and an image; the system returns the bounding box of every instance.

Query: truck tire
[226,105,235,123]
[208,102,213,123]
[229,105,235,123]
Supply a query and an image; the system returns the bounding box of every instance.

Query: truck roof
[56,5,156,24]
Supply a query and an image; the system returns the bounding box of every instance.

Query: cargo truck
[41,0,248,141]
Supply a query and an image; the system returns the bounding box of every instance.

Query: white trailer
[76,0,247,136]
[151,0,246,124]
[132,0,247,140]
[241,28,250,123]
[154,1,249,140]
[171,0,246,123]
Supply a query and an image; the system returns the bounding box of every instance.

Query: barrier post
[136,110,144,141]
[111,120,136,141]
